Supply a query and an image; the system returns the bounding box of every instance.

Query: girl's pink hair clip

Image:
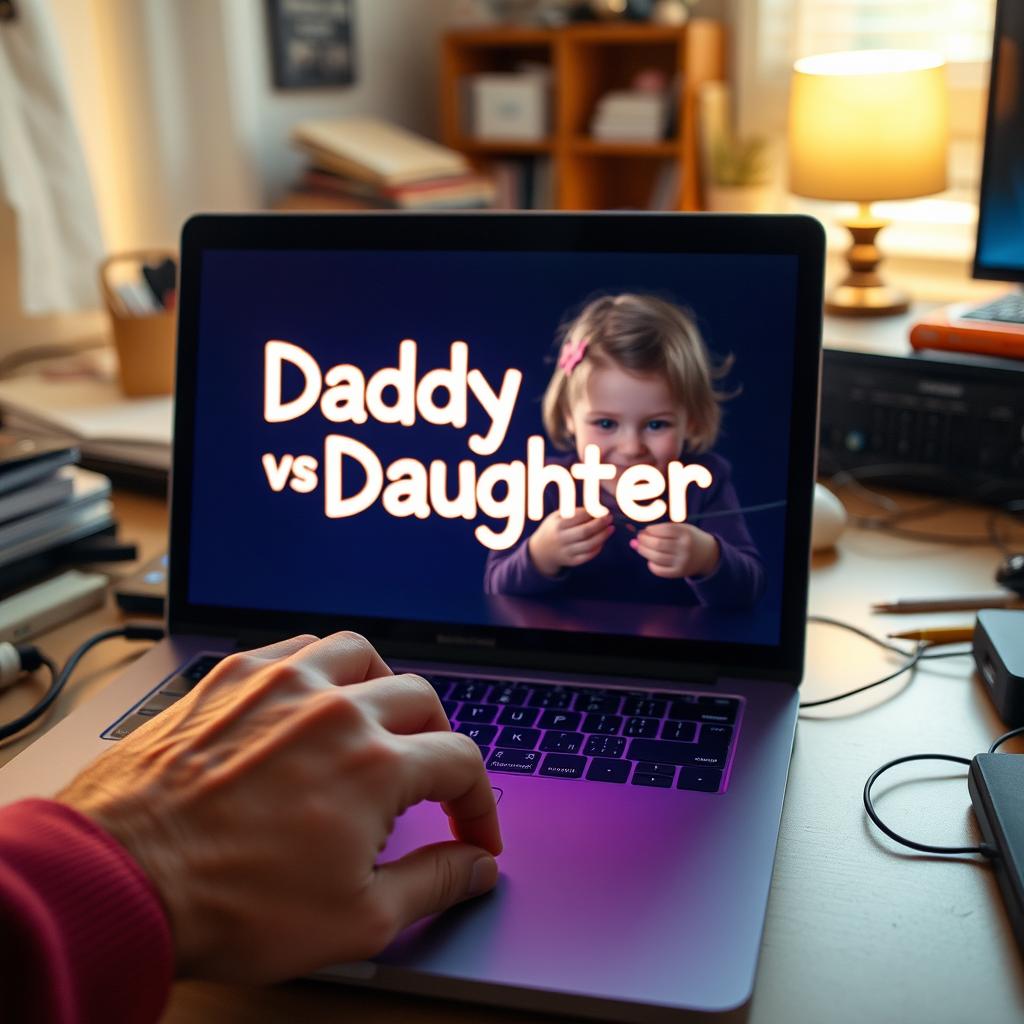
[558,335,589,375]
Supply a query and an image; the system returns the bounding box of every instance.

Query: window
[737,0,997,260]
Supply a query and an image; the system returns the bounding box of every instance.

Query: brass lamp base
[826,204,909,318]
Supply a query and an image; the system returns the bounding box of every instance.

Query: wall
[0,0,459,356]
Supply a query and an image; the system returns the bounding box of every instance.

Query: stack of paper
[0,374,172,473]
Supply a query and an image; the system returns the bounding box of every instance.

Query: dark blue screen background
[188,250,797,645]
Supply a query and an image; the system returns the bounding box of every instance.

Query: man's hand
[57,632,501,983]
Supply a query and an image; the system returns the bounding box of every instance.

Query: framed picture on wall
[266,0,356,89]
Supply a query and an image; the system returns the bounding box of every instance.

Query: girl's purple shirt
[483,451,766,609]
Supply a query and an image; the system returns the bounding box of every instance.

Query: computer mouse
[811,482,847,552]
[995,553,1024,597]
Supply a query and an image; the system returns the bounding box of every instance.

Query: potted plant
[704,134,776,212]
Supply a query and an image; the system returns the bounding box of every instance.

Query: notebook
[0,212,824,1020]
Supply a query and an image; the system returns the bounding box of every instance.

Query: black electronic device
[113,552,167,616]
[974,609,1024,726]
[819,346,1024,501]
[969,752,1024,954]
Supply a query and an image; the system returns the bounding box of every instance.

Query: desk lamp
[788,50,948,316]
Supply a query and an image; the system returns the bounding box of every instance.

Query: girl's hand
[632,523,720,579]
[528,507,613,578]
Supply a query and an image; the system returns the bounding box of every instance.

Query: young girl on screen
[483,293,765,608]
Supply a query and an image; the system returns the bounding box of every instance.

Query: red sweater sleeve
[0,798,173,1024]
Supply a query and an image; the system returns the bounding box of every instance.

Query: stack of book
[590,90,672,142]
[290,116,496,210]
[0,434,115,591]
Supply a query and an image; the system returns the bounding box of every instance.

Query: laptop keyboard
[103,658,740,794]
[961,292,1024,325]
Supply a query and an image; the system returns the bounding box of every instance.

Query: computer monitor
[973,0,1024,283]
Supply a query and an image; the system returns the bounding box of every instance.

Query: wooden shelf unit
[440,19,725,211]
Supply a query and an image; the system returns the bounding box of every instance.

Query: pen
[887,626,975,643]
[871,592,1021,614]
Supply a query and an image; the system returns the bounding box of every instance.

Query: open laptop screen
[173,215,822,680]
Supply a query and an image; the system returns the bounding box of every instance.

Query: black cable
[800,616,974,710]
[990,725,1024,754]
[863,753,997,858]
[0,624,165,742]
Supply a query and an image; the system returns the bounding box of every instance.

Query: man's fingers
[400,732,502,855]
[239,635,321,660]
[285,631,393,687]
[344,673,450,735]
[372,842,499,937]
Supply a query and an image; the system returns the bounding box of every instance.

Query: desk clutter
[0,433,122,593]
[99,251,178,397]
[0,368,171,489]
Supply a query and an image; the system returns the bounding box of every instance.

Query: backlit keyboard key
[540,731,584,754]
[498,706,539,727]
[488,684,530,706]
[624,716,659,738]
[582,713,622,734]
[450,681,489,702]
[457,724,498,747]
[661,719,698,742]
[540,754,586,779]
[441,701,459,720]
[667,698,739,724]
[677,766,722,793]
[636,761,676,776]
[621,697,667,718]
[496,726,541,749]
[699,724,733,747]
[459,703,499,723]
[586,758,630,784]
[632,771,673,788]
[528,686,574,709]
[426,677,452,698]
[538,709,581,730]
[626,739,728,769]
[574,693,622,714]
[488,748,541,775]
[583,735,626,758]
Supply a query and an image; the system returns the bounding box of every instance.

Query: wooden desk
[3,488,1023,1024]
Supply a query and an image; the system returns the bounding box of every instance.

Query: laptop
[0,212,824,1021]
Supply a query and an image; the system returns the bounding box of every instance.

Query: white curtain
[0,0,104,314]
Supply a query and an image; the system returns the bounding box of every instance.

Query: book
[0,467,75,526]
[0,467,111,553]
[292,117,470,187]
[302,168,496,210]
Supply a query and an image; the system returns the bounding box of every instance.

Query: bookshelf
[440,19,726,211]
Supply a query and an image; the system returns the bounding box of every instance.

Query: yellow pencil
[887,626,975,644]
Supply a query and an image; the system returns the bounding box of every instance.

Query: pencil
[887,626,976,643]
[871,592,1021,613]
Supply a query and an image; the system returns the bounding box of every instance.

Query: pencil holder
[99,250,177,397]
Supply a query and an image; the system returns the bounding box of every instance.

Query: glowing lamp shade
[788,51,949,315]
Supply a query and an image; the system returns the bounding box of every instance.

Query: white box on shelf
[469,73,550,142]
